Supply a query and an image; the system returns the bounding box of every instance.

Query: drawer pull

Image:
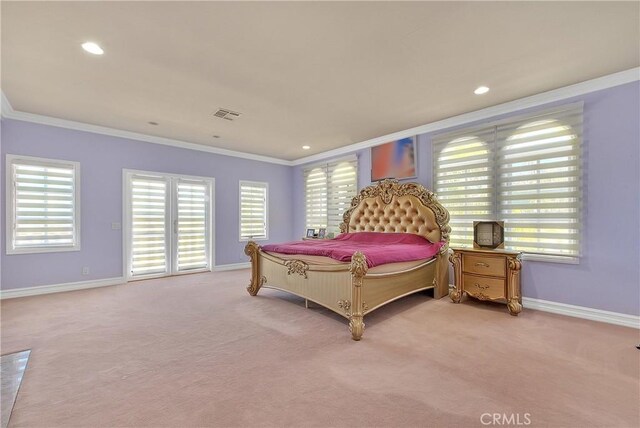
[474,283,489,290]
[474,262,490,268]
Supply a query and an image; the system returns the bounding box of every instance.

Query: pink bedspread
[262,232,443,267]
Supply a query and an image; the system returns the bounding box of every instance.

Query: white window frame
[122,169,215,281]
[304,155,358,234]
[432,103,583,264]
[6,154,81,255]
[239,180,269,242]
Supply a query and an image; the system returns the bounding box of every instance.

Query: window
[6,155,80,254]
[239,181,268,240]
[129,174,169,277]
[304,167,328,230]
[433,103,583,261]
[175,178,211,271]
[124,170,213,280]
[304,157,357,234]
[433,128,495,249]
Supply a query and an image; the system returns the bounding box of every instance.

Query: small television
[473,221,504,249]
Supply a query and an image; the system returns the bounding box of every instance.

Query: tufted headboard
[339,179,450,252]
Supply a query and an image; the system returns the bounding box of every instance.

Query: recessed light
[81,42,104,55]
[474,86,490,95]
[302,145,311,150]
[148,121,158,126]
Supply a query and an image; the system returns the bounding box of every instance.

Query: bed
[244,179,451,341]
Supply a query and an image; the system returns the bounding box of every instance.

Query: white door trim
[122,169,215,281]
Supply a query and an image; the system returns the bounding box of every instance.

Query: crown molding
[2,67,638,167]
[1,90,15,116]
[0,97,292,166]
[290,67,640,166]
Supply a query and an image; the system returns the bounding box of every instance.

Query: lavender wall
[1,120,294,289]
[294,82,640,316]
[2,82,638,316]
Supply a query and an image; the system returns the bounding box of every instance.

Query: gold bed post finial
[348,251,368,341]
[244,241,264,296]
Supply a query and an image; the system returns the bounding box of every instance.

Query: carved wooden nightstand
[449,248,522,316]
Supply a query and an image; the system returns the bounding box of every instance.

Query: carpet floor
[1,270,638,428]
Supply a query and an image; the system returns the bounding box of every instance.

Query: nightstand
[449,247,523,316]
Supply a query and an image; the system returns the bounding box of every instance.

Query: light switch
[112,222,121,230]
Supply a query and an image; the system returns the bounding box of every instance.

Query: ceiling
[2,1,639,161]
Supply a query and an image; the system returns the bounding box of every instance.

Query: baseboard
[214,262,251,271]
[447,284,639,329]
[1,265,249,298]
[522,297,639,329]
[0,277,125,300]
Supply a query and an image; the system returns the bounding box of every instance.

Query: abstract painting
[371,136,417,181]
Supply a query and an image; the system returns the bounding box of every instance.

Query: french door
[124,170,214,280]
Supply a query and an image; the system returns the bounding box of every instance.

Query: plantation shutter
[496,105,582,257]
[433,127,496,248]
[304,166,328,229]
[304,156,358,233]
[176,179,210,271]
[327,158,358,233]
[130,174,169,277]
[240,181,268,240]
[10,158,79,250]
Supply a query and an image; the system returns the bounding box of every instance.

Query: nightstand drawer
[462,254,506,277]
[463,275,506,300]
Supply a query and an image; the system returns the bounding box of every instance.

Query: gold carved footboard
[244,241,448,341]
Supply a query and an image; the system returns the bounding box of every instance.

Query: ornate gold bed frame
[244,179,450,341]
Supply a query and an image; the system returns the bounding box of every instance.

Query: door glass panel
[130,175,168,277]
[176,179,209,272]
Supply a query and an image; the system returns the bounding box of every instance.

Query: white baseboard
[1,265,249,299]
[522,297,639,329]
[0,277,125,300]
[214,262,251,272]
[447,284,639,329]
[5,276,635,328]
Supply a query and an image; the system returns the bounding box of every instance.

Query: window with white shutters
[304,167,328,230]
[176,179,210,271]
[125,170,213,280]
[433,103,582,261]
[239,181,268,240]
[304,157,357,234]
[327,160,358,233]
[6,155,80,254]
[497,111,582,258]
[433,128,495,249]
[129,174,170,277]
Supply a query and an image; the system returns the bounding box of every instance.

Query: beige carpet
[1,270,638,428]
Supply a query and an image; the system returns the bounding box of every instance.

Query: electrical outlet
[111,222,121,230]
[82,267,90,275]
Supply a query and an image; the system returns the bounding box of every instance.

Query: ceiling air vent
[213,108,241,121]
